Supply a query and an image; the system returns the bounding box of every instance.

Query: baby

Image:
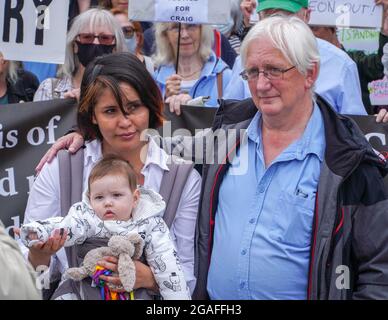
[21,155,190,300]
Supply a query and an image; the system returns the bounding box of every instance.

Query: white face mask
[383,43,388,77]
[125,36,137,53]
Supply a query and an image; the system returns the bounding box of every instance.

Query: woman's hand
[375,108,388,123]
[165,74,182,98]
[14,228,68,269]
[165,93,192,116]
[97,257,158,293]
[240,0,257,27]
[35,132,85,174]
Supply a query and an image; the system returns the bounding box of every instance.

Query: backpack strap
[217,71,223,100]
[159,156,194,229]
[58,149,84,217]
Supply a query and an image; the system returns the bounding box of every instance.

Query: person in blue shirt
[194,14,388,300]
[224,0,367,116]
[153,23,232,115]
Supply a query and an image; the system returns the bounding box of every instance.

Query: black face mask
[75,42,115,68]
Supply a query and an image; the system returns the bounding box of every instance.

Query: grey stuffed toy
[65,233,144,292]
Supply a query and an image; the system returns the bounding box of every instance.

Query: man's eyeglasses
[167,24,200,34]
[77,33,116,45]
[122,26,135,39]
[240,65,296,81]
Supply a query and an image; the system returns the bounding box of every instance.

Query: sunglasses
[77,33,116,45]
[122,26,136,39]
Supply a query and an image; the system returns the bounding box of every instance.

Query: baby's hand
[27,232,39,241]
[20,223,50,247]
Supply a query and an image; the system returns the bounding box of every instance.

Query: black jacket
[193,97,388,299]
[7,69,39,104]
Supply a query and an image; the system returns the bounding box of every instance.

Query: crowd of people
[2,0,388,301]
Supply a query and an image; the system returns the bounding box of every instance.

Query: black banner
[0,99,77,234]
[1,101,388,233]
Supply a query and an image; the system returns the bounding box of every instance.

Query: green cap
[257,0,309,13]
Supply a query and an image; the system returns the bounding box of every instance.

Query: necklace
[179,68,202,79]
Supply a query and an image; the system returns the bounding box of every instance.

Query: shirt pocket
[269,191,315,248]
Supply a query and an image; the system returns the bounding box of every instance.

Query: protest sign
[0,99,77,235]
[368,77,388,106]
[128,0,231,24]
[0,0,69,63]
[338,28,379,53]
[309,0,382,29]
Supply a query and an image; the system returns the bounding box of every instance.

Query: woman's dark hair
[77,52,164,140]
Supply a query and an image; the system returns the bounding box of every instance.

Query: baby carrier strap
[51,238,109,300]
[58,149,84,217]
[58,148,84,268]
[159,156,194,229]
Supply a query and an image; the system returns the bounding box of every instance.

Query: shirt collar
[156,52,218,84]
[84,137,170,172]
[141,135,170,174]
[246,102,325,162]
[294,102,325,162]
[84,139,103,167]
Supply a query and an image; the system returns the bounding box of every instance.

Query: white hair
[58,7,127,78]
[240,15,320,77]
[153,23,214,67]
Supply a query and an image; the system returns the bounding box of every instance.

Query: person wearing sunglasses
[34,8,127,102]
[111,8,155,75]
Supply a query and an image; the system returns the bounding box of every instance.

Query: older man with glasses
[193,15,388,300]
[224,0,367,117]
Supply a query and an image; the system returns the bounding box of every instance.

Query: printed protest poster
[128,0,231,24]
[368,77,388,106]
[309,0,382,29]
[337,28,379,53]
[0,99,77,235]
[0,0,69,63]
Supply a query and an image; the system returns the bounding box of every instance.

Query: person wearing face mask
[111,8,155,75]
[34,8,127,102]
[213,0,244,54]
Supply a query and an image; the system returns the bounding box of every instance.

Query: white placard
[155,0,208,24]
[309,0,383,29]
[369,77,388,106]
[0,0,69,64]
[129,0,231,24]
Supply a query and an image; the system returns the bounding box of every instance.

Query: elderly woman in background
[153,23,232,115]
[111,8,154,74]
[33,8,126,101]
[0,52,39,105]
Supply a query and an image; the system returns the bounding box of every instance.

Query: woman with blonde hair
[153,23,232,115]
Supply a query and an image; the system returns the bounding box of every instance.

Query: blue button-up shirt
[224,38,366,115]
[207,104,326,300]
